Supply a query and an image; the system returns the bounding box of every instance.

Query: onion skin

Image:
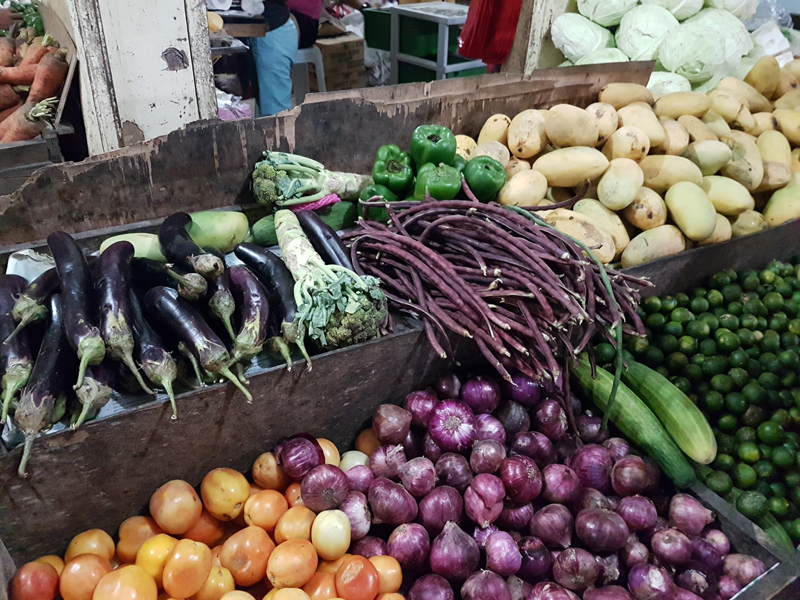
[568,444,612,493]
[500,455,543,505]
[722,554,767,587]
[465,474,506,528]
[583,586,634,600]
[339,491,371,540]
[675,570,709,597]
[517,536,552,582]
[501,371,541,408]
[496,401,531,437]
[651,528,692,566]
[702,529,730,557]
[669,495,714,537]
[387,522,430,571]
[301,464,350,513]
[528,581,580,600]
[276,435,325,480]
[470,440,506,474]
[434,373,462,400]
[369,445,408,481]
[410,574,455,600]
[577,413,609,444]
[424,433,444,463]
[617,495,658,532]
[611,455,650,497]
[460,377,501,414]
[627,564,675,600]
[373,404,413,445]
[475,414,507,445]
[428,401,477,453]
[345,465,374,495]
[622,540,650,568]
[603,438,631,463]
[530,504,573,550]
[717,575,742,600]
[398,457,436,498]
[404,389,440,428]
[577,488,612,512]
[351,535,388,558]
[690,537,722,572]
[496,502,534,531]
[430,522,480,582]
[485,531,523,577]
[534,400,567,442]
[552,547,600,592]
[473,524,500,549]
[542,464,581,504]
[419,486,464,536]
[435,453,473,492]
[461,570,512,600]
[575,508,629,553]
[507,575,533,600]
[368,477,418,525]
[511,432,556,468]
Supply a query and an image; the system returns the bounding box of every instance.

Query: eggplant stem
[163,378,178,419]
[219,366,253,402]
[1,364,32,423]
[295,326,313,371]
[74,353,91,390]
[17,431,35,477]
[74,336,106,390]
[178,343,206,387]
[121,355,155,395]
[236,362,249,384]
[270,337,293,371]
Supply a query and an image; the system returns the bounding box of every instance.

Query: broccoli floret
[322,293,388,350]
[252,162,289,208]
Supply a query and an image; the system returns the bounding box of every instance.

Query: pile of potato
[455,56,800,268]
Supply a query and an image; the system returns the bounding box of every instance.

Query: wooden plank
[184,0,219,122]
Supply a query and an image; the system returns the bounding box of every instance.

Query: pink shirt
[288,0,322,21]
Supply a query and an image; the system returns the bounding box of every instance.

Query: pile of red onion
[290,372,768,600]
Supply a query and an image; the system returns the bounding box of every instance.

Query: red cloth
[288,0,322,21]
[458,0,523,66]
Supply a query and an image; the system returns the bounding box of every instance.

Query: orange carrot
[0,99,22,125]
[0,83,19,110]
[28,49,68,103]
[0,102,30,140]
[0,97,56,143]
[20,34,55,66]
[0,37,14,67]
[0,63,36,85]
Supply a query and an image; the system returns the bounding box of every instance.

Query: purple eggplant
[296,210,354,270]
[204,247,236,342]
[144,286,251,401]
[5,267,58,343]
[159,213,225,280]
[229,266,270,365]
[0,275,33,423]
[47,232,106,390]
[131,257,207,301]
[71,360,117,429]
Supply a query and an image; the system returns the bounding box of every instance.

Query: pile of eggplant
[1,210,348,477]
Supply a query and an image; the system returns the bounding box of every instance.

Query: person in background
[288,0,323,49]
[249,0,299,116]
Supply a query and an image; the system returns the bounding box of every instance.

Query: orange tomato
[60,554,113,600]
[244,490,289,532]
[302,572,337,600]
[162,539,213,599]
[65,529,116,564]
[252,453,290,492]
[367,557,401,595]
[220,525,275,587]
[334,556,379,600]
[274,506,315,544]
[210,546,224,568]
[355,430,380,457]
[220,593,256,600]
[183,510,226,547]
[316,439,340,466]
[9,561,59,600]
[201,468,250,522]
[270,590,310,600]
[118,517,164,564]
[92,565,157,600]
[316,555,350,575]
[285,484,303,508]
[266,540,318,589]
[191,566,236,600]
[35,555,65,576]
[135,534,179,589]
[150,481,203,535]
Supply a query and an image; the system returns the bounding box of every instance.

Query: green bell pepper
[410,125,457,169]
[450,154,468,174]
[372,145,415,196]
[414,163,462,200]
[359,184,399,222]
[463,156,507,202]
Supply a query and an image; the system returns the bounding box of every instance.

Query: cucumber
[251,201,357,247]
[622,360,717,465]
[572,355,696,488]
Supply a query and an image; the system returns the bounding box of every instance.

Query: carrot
[0,97,56,143]
[28,49,67,103]
[20,34,54,67]
[0,37,14,67]
[0,84,19,110]
[0,63,36,85]
[0,99,22,124]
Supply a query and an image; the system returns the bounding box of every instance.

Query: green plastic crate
[364,8,461,58]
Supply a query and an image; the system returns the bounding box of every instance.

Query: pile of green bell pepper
[9,2,44,36]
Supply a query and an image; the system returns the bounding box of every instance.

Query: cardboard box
[309,34,367,93]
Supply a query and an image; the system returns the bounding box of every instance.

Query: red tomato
[334,556,379,600]
[118,517,164,564]
[60,554,113,600]
[9,561,59,600]
[220,525,275,587]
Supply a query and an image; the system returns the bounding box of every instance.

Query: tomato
[271,590,311,600]
[267,540,318,589]
[191,566,236,600]
[367,557,401,595]
[245,490,289,532]
[376,595,404,600]
[150,480,203,535]
[316,439,340,466]
[252,452,290,492]
[302,572,337,600]
[92,565,157,600]
[211,546,223,567]
[60,554,114,600]
[183,510,226,547]
[35,555,64,576]
[118,517,164,564]
[311,511,350,561]
[219,593,256,600]
[316,555,350,575]
[334,556,379,600]
[9,561,59,600]
[220,525,275,587]
[355,430,380,457]
[65,529,116,564]
[135,534,179,588]
[201,468,250,521]
[285,484,303,508]
[274,507,315,544]
[162,539,213,599]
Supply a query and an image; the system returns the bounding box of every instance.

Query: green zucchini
[572,355,696,488]
[621,360,717,465]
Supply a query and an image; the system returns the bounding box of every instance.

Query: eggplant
[0,275,34,423]
[204,247,236,341]
[16,295,76,476]
[6,267,58,343]
[71,360,116,429]
[296,209,354,270]
[229,266,270,365]
[95,241,154,396]
[129,290,178,418]
[144,287,252,401]
[131,257,208,301]
[159,212,225,280]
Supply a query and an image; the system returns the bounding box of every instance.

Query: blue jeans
[249,19,298,116]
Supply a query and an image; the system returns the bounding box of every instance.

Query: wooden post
[502,0,574,74]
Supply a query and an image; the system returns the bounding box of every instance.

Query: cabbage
[704,0,758,21]
[551,14,616,63]
[616,5,680,61]
[658,22,728,84]
[641,0,704,20]
[577,0,639,27]
[575,48,630,65]
[647,71,692,98]
[684,8,753,64]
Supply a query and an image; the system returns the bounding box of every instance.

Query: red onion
[584,586,633,600]
[428,401,477,453]
[611,456,649,497]
[651,527,692,566]
[552,548,599,592]
[722,554,766,587]
[501,371,541,408]
[465,473,506,528]
[627,564,675,600]
[373,404,413,445]
[528,582,580,600]
[473,524,500,549]
[387,522,430,571]
[717,575,742,600]
[569,444,612,492]
[555,435,580,463]
[460,376,501,414]
[368,477,418,525]
[534,400,567,442]
[496,502,534,531]
[350,535,387,558]
[476,413,507,445]
[691,537,722,571]
[430,521,480,581]
[575,508,629,552]
[275,435,324,480]
[399,457,436,498]
[577,488,612,512]
[576,413,609,444]
[542,464,581,504]
[435,453,473,492]
[673,589,703,600]
[404,389,440,428]
[507,575,532,600]
[485,531,523,577]
[623,540,649,568]
[669,495,714,536]
[675,570,709,597]
[702,529,730,556]
[598,551,622,586]
[300,464,349,512]
[409,574,454,600]
[603,438,631,462]
[434,373,463,400]
[461,571,512,600]
[517,536,552,582]
[346,464,374,494]
[641,517,669,546]
[530,504,573,549]
[500,455,542,504]
[607,495,622,511]
[424,432,444,463]
[339,491,371,540]
[419,486,463,535]
[496,401,531,437]
[403,428,424,459]
[510,431,556,467]
[369,444,407,480]
[470,440,506,474]
[617,495,658,532]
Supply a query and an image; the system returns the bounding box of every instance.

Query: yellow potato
[701,176,755,216]
[763,173,800,226]
[456,135,477,159]
[505,157,531,180]
[677,115,718,143]
[775,68,799,100]
[586,102,619,146]
[706,91,754,131]
[507,110,547,159]
[744,55,781,99]
[682,140,733,176]
[472,141,511,167]
[621,225,686,268]
[623,187,667,231]
[598,83,654,110]
[717,77,772,113]
[657,117,690,156]
[597,158,644,211]
[792,148,800,174]
[478,114,511,146]
[756,130,792,192]
[602,126,650,162]
[532,147,609,188]
[497,170,548,207]
[653,92,711,120]
[639,155,703,193]
[573,198,630,257]
[719,131,764,192]
[773,109,800,145]
[773,89,800,110]
[749,112,779,137]
[544,209,616,263]
[544,104,600,148]
[701,110,731,139]
[664,181,717,241]
[618,104,666,147]
[730,209,767,237]
[697,214,733,246]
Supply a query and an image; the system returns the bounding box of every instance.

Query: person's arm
[0,9,20,31]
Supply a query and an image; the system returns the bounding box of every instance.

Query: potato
[623,187,668,231]
[701,110,731,139]
[786,59,800,82]
[653,92,711,120]
[792,148,800,174]
[507,110,547,159]
[597,158,643,211]
[573,198,630,257]
[586,102,619,146]
[744,55,781,99]
[775,68,799,100]
[664,181,717,241]
[602,126,650,162]
[478,114,511,146]
[657,118,690,156]
[706,91,754,131]
[682,140,733,176]
[678,115,718,143]
[720,131,764,192]
[773,90,800,110]
[618,104,666,147]
[497,170,548,207]
[532,147,609,188]
[701,176,755,216]
[730,209,767,237]
[598,83,654,110]
[772,109,800,145]
[544,209,616,264]
[697,214,733,247]
[621,225,686,268]
[756,130,792,192]
[749,112,779,137]
[763,173,800,226]
[505,157,531,179]
[717,77,772,113]
[639,155,703,193]
[544,104,599,148]
[472,141,511,167]
[456,135,477,159]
